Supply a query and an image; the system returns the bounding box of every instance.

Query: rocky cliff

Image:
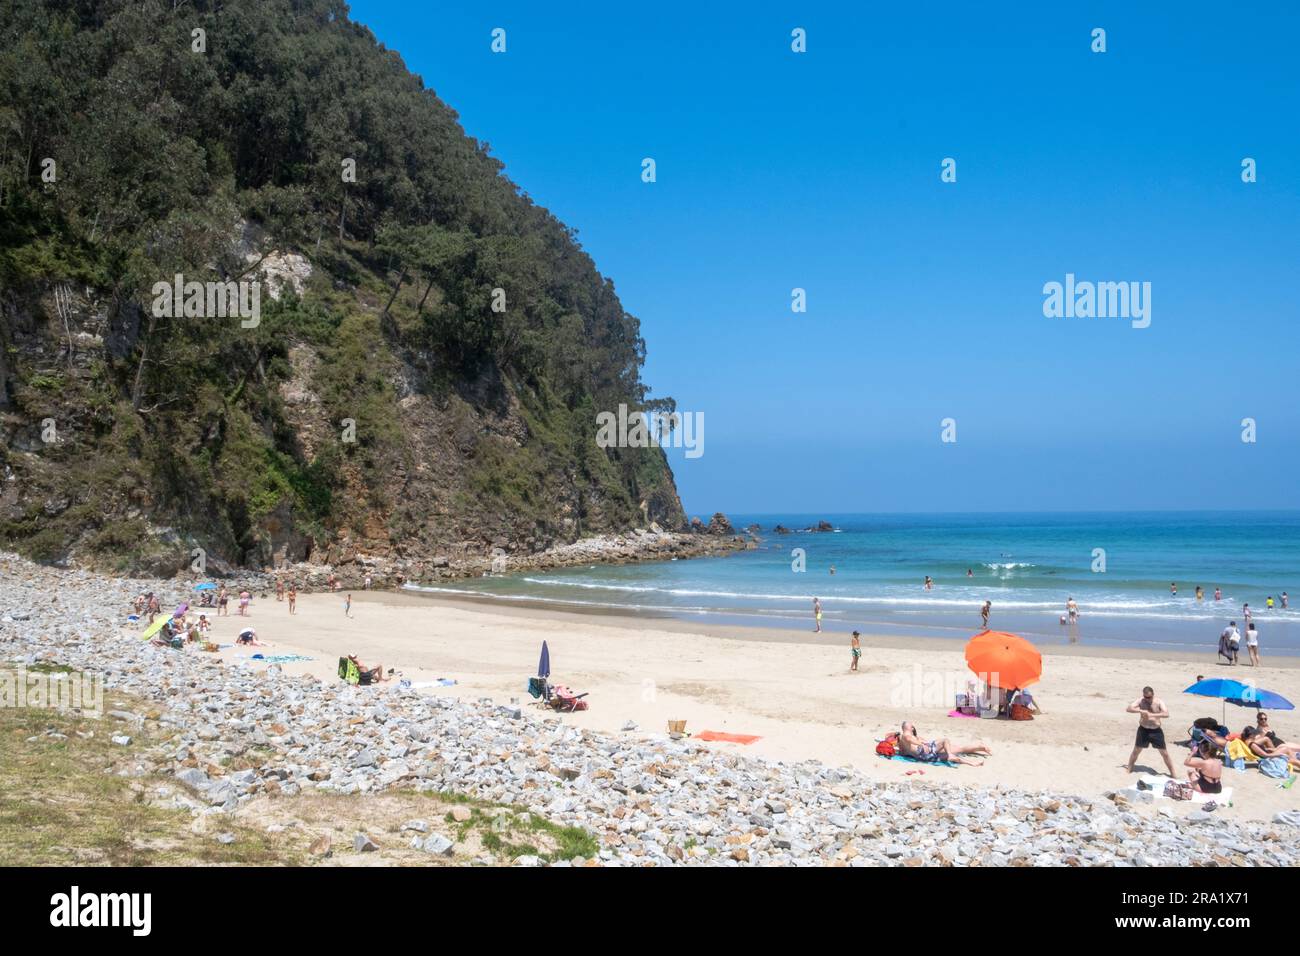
[0,0,700,576]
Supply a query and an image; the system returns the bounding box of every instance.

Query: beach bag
[1163,781,1193,801]
[875,733,899,757]
[1260,756,1290,779]
[1009,703,1034,721]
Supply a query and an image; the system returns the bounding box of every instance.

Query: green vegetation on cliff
[0,0,686,571]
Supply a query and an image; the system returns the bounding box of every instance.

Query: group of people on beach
[1125,685,1300,796]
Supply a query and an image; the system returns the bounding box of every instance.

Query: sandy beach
[205,588,1300,823]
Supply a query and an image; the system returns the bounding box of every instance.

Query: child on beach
[980,601,991,629]
[345,593,353,618]
[276,579,284,602]
[813,597,822,633]
[197,614,210,633]
[850,631,861,672]
[287,583,297,614]
[1214,587,1222,601]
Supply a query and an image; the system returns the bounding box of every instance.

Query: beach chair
[549,684,589,712]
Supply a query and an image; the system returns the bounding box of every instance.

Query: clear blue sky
[348,1,1299,515]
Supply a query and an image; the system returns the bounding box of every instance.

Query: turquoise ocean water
[409,512,1300,655]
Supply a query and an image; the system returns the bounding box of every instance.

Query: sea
[407,512,1300,655]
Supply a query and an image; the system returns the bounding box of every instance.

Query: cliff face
[0,0,688,574]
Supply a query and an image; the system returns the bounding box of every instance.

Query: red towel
[695,730,761,744]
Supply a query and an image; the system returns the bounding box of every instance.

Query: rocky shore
[268,524,752,592]
[3,553,1297,867]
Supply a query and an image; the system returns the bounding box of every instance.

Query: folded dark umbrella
[538,640,550,679]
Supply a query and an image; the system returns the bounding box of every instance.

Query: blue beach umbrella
[194,582,217,591]
[538,641,550,679]
[1184,678,1251,699]
[1226,688,1295,711]
[1183,678,1294,723]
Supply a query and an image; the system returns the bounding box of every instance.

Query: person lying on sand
[348,654,387,685]
[899,721,991,766]
[1243,727,1300,761]
[1185,740,1223,794]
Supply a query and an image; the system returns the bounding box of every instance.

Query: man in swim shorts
[1125,685,1178,776]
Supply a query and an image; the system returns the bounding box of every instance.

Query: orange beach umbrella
[965,630,1042,689]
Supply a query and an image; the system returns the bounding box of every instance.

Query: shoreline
[373,587,1300,669]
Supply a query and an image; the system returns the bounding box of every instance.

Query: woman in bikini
[1185,740,1223,794]
[899,721,992,766]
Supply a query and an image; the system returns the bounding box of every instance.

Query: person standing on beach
[275,579,284,602]
[1267,595,1275,610]
[813,597,822,633]
[850,630,861,672]
[344,593,353,618]
[287,583,297,615]
[1246,621,1260,666]
[1125,686,1178,777]
[1243,603,1252,626]
[217,586,228,617]
[1214,587,1222,602]
[238,589,250,616]
[1218,621,1239,664]
[980,601,991,629]
[1066,597,1078,624]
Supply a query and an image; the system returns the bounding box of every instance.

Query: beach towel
[694,731,761,745]
[1260,756,1290,779]
[887,753,958,768]
[1226,738,1258,764]
[254,654,314,664]
[947,709,979,719]
[411,679,457,688]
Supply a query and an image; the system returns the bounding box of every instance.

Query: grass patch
[0,683,296,866]
[0,677,596,866]
[424,792,597,863]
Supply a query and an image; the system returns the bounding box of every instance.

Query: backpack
[875,733,899,757]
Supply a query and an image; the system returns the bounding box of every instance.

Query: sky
[348,1,1300,515]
